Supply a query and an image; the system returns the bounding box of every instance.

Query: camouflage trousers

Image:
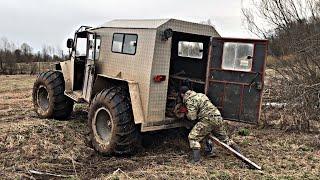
[188,115,233,150]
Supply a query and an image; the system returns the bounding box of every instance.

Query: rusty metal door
[206,38,268,124]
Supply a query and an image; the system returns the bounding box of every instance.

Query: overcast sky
[0,0,255,53]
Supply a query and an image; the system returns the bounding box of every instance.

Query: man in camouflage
[177,86,239,163]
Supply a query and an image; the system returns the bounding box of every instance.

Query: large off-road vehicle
[32,19,268,155]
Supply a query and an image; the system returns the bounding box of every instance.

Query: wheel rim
[37,85,50,111]
[94,107,113,143]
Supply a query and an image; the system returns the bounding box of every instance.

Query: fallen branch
[28,169,72,178]
[106,168,132,179]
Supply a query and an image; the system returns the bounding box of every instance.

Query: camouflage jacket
[183,90,221,121]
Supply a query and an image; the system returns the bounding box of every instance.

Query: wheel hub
[94,107,113,143]
[37,85,50,111]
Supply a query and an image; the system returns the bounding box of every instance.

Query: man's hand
[174,104,187,119]
[178,106,188,113]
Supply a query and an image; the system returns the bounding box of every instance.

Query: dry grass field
[0,75,320,179]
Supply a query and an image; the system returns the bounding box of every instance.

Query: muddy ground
[0,75,320,179]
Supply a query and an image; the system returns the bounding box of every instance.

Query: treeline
[0,37,67,74]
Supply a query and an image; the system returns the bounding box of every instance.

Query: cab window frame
[111,33,138,55]
[221,42,255,72]
[74,31,89,58]
[94,35,101,60]
[75,37,88,57]
[178,41,204,59]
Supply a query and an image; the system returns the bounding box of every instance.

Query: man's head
[179,86,189,98]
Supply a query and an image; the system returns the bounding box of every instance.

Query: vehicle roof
[100,19,171,29]
[97,19,217,31]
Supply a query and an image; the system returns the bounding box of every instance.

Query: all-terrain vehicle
[32,19,268,155]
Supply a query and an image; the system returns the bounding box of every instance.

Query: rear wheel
[32,71,74,119]
[88,87,141,155]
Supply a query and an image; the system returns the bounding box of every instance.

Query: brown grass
[0,75,319,179]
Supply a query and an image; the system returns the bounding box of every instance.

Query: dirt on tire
[32,71,74,120]
[88,87,141,155]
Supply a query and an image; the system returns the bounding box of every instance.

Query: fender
[92,74,145,124]
[59,60,73,92]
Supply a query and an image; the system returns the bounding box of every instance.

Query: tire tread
[32,70,74,120]
[88,87,140,155]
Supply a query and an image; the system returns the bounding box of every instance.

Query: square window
[112,33,124,53]
[88,35,101,60]
[178,41,203,59]
[222,42,254,72]
[111,33,138,55]
[76,38,87,56]
[95,35,101,60]
[123,34,137,55]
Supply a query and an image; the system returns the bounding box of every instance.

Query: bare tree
[47,45,55,59]
[242,0,320,37]
[1,37,13,73]
[20,43,33,63]
[56,46,65,60]
[242,0,320,131]
[1,37,10,62]
[21,43,32,56]
[41,45,49,62]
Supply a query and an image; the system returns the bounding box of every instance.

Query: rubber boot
[191,149,201,163]
[204,139,217,157]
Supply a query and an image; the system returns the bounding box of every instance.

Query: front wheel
[88,87,141,155]
[32,71,74,120]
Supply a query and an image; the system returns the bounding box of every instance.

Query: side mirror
[67,38,74,49]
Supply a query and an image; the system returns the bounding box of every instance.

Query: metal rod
[208,135,262,170]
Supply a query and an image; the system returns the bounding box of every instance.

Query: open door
[67,27,101,102]
[206,38,268,124]
[82,33,101,102]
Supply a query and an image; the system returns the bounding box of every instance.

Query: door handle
[249,81,263,92]
[249,72,260,85]
[256,82,262,90]
[249,72,261,92]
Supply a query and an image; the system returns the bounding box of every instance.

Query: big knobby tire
[88,87,141,155]
[32,71,74,120]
